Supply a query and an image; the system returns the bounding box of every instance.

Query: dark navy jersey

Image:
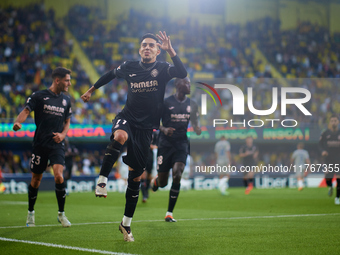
[239,145,257,166]
[25,89,72,149]
[115,59,184,129]
[319,129,340,163]
[94,56,187,130]
[159,95,199,147]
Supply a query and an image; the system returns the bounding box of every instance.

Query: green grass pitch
[0,187,339,255]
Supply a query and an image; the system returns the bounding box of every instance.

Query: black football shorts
[157,141,188,173]
[30,146,65,174]
[111,115,153,175]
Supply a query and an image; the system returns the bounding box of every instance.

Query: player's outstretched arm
[81,86,96,103]
[157,31,176,57]
[81,70,117,103]
[157,31,187,78]
[13,108,30,131]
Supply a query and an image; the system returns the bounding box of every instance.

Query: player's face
[246,137,253,146]
[57,74,71,92]
[139,38,160,63]
[329,117,339,130]
[178,78,190,94]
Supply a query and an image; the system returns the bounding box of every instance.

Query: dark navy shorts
[30,146,65,174]
[157,141,188,173]
[111,115,153,175]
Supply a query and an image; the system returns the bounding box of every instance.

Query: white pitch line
[0,213,339,229]
[0,201,27,205]
[0,237,138,255]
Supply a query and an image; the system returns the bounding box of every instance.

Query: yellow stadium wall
[279,0,329,30]
[225,0,278,25]
[0,0,107,19]
[330,3,340,34]
[0,0,339,33]
[0,0,41,8]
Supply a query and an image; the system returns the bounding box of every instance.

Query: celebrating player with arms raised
[81,31,187,241]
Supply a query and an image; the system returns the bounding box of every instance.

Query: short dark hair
[297,142,304,148]
[174,78,182,87]
[330,115,339,120]
[174,77,189,88]
[52,67,71,80]
[140,33,160,44]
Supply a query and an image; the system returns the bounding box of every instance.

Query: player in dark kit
[319,115,340,205]
[81,31,187,241]
[151,77,201,222]
[13,67,72,227]
[239,136,258,195]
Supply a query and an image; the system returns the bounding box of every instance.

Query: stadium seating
[1,3,340,174]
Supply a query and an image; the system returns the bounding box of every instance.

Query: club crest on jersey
[151,69,159,77]
[187,105,191,113]
[62,99,67,106]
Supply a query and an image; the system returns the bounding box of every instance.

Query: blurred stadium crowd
[1,3,339,175]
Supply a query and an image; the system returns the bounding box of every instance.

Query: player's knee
[128,170,142,183]
[31,180,40,189]
[31,174,42,188]
[132,176,141,182]
[113,130,128,144]
[172,162,185,184]
[173,172,182,184]
[158,178,168,188]
[54,175,64,184]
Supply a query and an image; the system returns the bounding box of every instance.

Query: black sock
[140,179,147,198]
[145,179,150,198]
[146,179,150,190]
[337,179,340,198]
[249,178,254,185]
[55,182,66,212]
[243,179,248,187]
[28,185,38,212]
[100,141,122,177]
[168,183,181,213]
[152,177,159,191]
[124,180,140,217]
[326,178,332,187]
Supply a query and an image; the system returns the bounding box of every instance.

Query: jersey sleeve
[25,92,39,112]
[167,56,187,79]
[114,61,128,79]
[318,131,327,152]
[226,141,231,152]
[190,100,199,127]
[160,98,170,125]
[93,61,129,89]
[65,97,72,119]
